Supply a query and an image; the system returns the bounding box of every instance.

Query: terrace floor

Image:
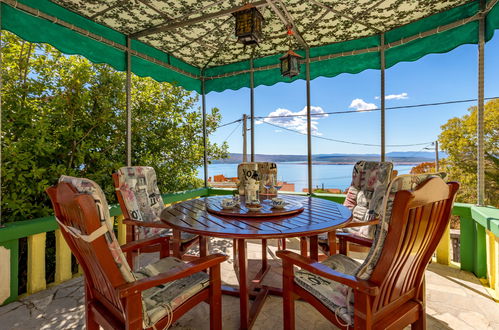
[1,237,498,330]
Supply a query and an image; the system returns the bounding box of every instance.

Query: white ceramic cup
[221,198,237,209]
[271,197,286,208]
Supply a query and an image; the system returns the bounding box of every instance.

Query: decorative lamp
[233,4,264,45]
[280,28,302,78]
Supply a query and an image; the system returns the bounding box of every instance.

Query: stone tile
[1,239,498,329]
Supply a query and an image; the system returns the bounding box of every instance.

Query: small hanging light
[233,3,264,46]
[280,27,302,78]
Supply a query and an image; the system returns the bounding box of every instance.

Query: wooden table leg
[328,231,337,255]
[261,239,268,270]
[300,237,308,257]
[309,235,319,261]
[236,238,249,329]
[199,235,208,257]
[172,229,181,258]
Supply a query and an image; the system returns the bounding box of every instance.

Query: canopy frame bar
[380,33,386,162]
[265,0,308,48]
[306,48,312,195]
[8,0,496,85]
[126,36,132,166]
[477,0,486,205]
[250,55,255,162]
[202,75,208,188]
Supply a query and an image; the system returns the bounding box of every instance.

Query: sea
[198,163,415,192]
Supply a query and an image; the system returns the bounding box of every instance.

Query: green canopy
[2,0,498,94]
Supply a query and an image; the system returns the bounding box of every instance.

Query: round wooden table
[160,194,352,329]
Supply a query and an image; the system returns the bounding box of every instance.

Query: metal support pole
[125,37,132,166]
[242,114,248,163]
[250,58,255,162]
[477,0,486,205]
[202,77,208,188]
[306,48,312,195]
[435,141,439,172]
[380,33,386,162]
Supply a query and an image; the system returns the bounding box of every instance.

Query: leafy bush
[1,32,228,222]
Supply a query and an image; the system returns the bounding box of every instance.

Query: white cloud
[375,92,408,100]
[349,98,377,111]
[257,106,328,135]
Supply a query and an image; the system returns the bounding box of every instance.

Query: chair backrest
[113,166,165,239]
[46,180,135,319]
[356,175,458,316]
[342,161,394,238]
[237,162,278,195]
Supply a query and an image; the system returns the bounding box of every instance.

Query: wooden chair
[113,166,199,266]
[47,179,227,330]
[277,176,459,329]
[318,161,393,256]
[335,172,448,256]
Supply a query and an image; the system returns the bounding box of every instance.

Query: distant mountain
[211,152,446,164]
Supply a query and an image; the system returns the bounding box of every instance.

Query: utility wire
[253,96,499,119]
[216,118,242,129]
[222,122,241,143]
[263,121,433,147]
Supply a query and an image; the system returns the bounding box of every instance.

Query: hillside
[211,152,446,164]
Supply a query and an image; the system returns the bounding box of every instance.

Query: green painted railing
[0,188,498,306]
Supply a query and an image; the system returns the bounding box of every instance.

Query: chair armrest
[117,254,228,298]
[120,235,170,253]
[342,219,379,228]
[336,233,373,247]
[123,218,172,229]
[276,250,378,296]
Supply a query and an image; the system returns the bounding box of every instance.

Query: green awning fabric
[2,0,498,94]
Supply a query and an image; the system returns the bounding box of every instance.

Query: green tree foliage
[1,32,228,222]
[438,99,498,206]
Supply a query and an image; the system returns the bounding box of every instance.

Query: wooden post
[242,114,248,162]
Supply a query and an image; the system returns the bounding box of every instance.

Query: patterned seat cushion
[134,257,209,327]
[354,172,448,280]
[295,254,361,325]
[237,162,278,195]
[58,176,136,283]
[342,161,394,239]
[319,161,393,242]
[116,166,197,242]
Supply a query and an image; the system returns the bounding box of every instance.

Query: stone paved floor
[1,238,498,329]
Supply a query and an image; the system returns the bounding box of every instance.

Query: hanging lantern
[280,28,302,78]
[233,4,264,46]
[280,50,302,78]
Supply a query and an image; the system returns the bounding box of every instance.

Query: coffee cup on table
[221,198,238,209]
[271,197,286,209]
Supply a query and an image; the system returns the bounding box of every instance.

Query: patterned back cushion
[116,166,165,239]
[237,162,278,195]
[58,175,135,283]
[342,161,394,239]
[354,172,448,280]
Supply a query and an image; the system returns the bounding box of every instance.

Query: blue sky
[202,33,498,156]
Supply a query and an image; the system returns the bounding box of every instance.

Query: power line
[263,121,433,147]
[216,118,242,129]
[253,96,499,119]
[222,122,241,143]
